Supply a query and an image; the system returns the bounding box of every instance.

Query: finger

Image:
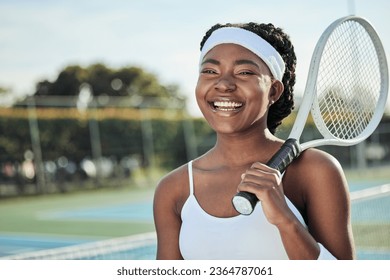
[238,167,284,198]
[240,173,276,188]
[243,166,282,185]
[237,180,280,202]
[250,162,282,177]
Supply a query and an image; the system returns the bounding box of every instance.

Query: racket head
[308,16,388,147]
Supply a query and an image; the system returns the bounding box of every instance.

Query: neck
[210,128,281,168]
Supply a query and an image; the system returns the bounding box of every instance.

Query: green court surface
[0,186,156,239]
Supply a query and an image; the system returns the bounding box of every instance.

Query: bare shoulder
[296,148,344,171]
[154,163,190,214]
[286,148,348,194]
[153,164,190,259]
[283,148,350,221]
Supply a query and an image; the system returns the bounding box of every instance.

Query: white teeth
[213,101,243,109]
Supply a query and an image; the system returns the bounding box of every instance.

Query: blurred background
[0,0,389,260]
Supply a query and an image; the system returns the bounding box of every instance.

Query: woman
[153,22,355,260]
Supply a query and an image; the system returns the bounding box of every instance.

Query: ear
[268,80,284,105]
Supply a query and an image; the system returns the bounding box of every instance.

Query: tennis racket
[232,16,389,215]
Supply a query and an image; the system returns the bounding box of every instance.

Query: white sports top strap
[187,160,194,195]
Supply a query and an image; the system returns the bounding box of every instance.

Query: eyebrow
[201,58,220,66]
[201,58,260,69]
[234,59,261,69]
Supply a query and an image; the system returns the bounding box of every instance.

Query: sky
[0,0,389,116]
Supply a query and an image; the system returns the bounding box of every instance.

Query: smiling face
[196,43,282,135]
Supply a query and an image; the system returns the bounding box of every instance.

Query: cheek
[195,79,202,99]
[247,85,272,121]
[260,81,274,107]
[250,82,271,105]
[195,80,208,109]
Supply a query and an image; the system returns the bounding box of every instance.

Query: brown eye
[239,71,254,75]
[201,69,217,74]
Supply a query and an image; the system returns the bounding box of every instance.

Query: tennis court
[0,185,156,259]
[0,174,389,260]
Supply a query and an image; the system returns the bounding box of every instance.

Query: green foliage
[38,118,91,162]
[0,118,31,161]
[0,111,215,170]
[99,118,143,157]
[0,87,9,94]
[33,63,186,108]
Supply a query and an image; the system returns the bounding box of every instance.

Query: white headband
[199,27,285,81]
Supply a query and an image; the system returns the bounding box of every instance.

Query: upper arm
[288,149,355,259]
[153,168,187,260]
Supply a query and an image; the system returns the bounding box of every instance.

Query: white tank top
[179,160,307,260]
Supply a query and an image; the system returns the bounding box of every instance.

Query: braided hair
[200,22,296,134]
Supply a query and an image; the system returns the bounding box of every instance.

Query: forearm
[277,219,323,260]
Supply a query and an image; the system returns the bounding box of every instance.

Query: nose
[215,74,237,92]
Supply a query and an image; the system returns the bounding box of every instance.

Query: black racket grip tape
[232,139,301,215]
[266,138,302,173]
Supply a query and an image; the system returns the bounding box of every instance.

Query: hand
[237,162,294,226]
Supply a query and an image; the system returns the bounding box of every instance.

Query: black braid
[200,22,296,134]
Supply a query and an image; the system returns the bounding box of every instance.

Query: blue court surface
[0,234,98,258]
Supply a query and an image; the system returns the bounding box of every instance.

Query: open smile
[209,101,244,112]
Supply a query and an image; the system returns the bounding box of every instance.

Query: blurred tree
[32,63,185,108]
[0,87,8,94]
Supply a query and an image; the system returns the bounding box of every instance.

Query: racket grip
[232,138,301,215]
[266,138,301,173]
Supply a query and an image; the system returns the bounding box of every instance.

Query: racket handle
[232,138,301,215]
[266,138,302,173]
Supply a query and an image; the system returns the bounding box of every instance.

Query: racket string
[314,20,381,140]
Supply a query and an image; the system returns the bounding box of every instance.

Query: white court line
[350,183,390,202]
